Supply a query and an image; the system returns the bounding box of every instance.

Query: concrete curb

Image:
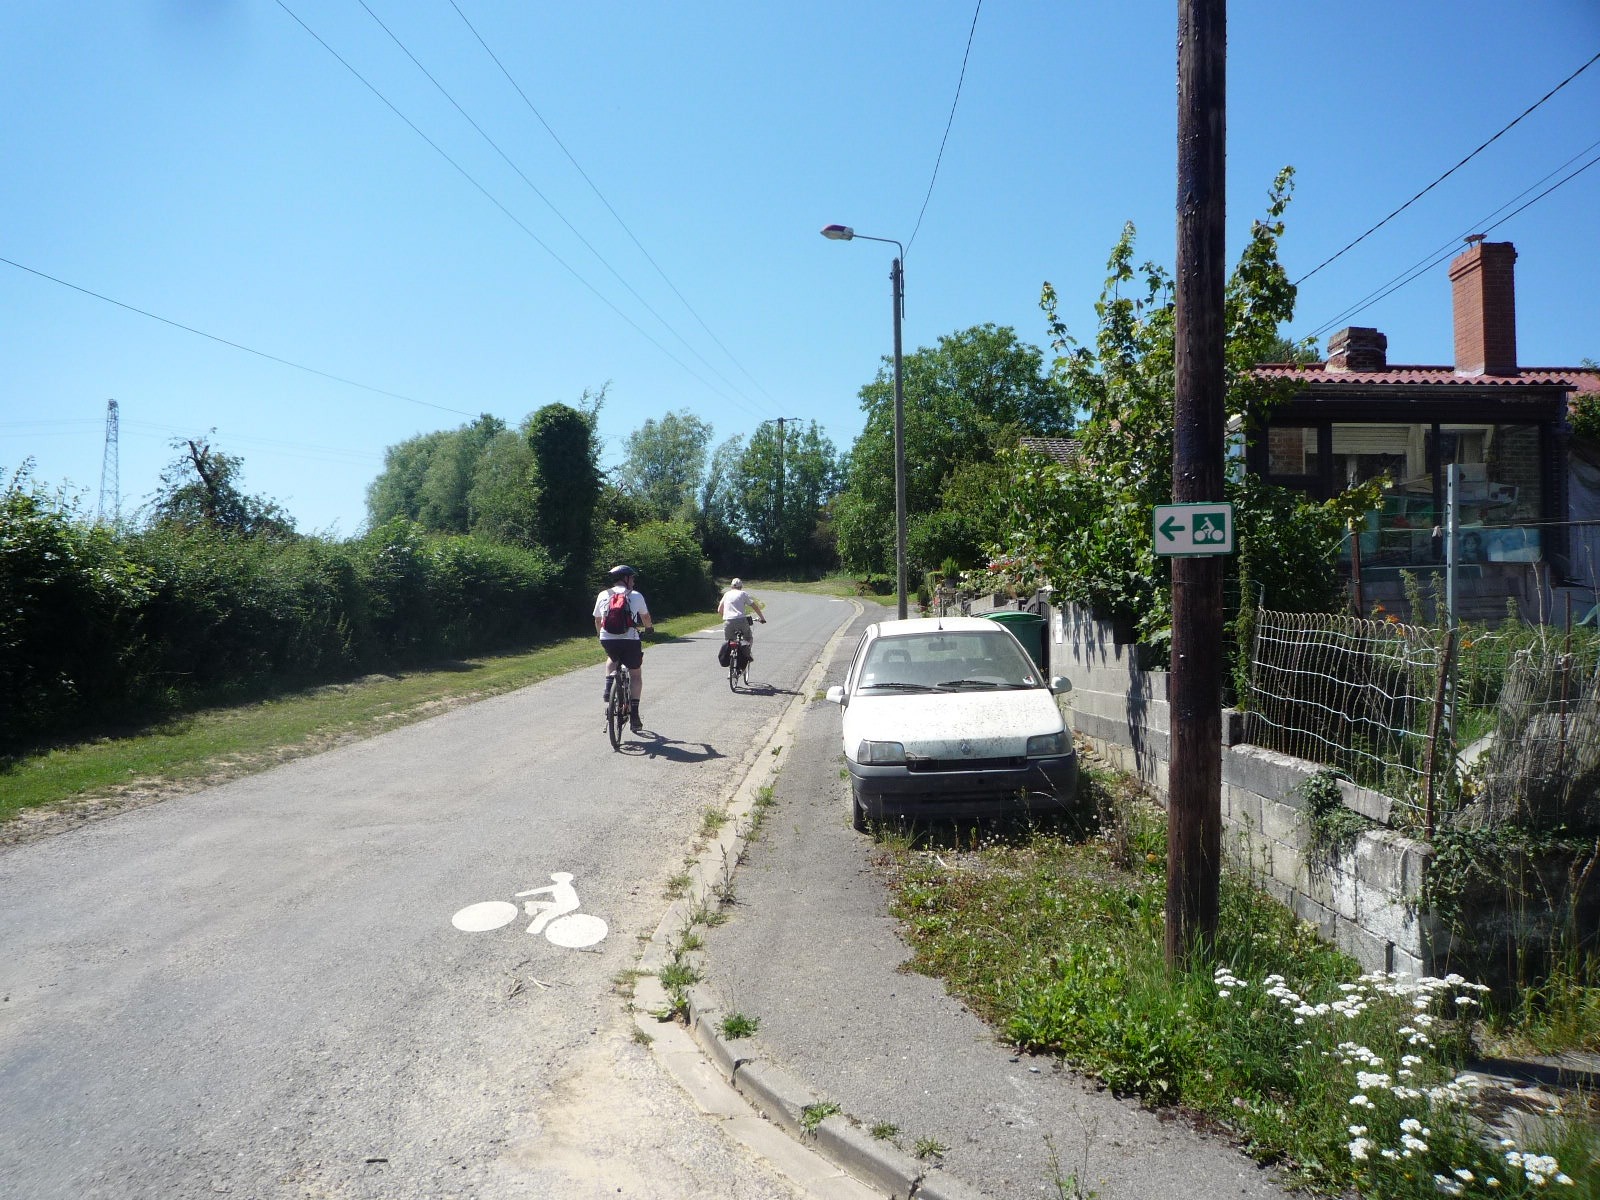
[631,599,997,1199]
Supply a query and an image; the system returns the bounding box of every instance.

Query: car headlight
[856,739,906,765]
[1026,730,1068,757]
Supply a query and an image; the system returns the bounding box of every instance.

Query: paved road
[0,591,855,1199]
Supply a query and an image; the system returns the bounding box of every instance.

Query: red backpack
[602,589,633,635]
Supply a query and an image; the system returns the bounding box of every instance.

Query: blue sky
[4,1,1597,536]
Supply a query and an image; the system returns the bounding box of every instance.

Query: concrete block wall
[1053,602,1436,976]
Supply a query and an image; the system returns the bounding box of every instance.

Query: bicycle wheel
[727,646,741,692]
[606,671,626,750]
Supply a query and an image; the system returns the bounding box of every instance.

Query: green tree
[727,421,840,567]
[834,324,1070,575]
[367,429,450,527]
[466,425,539,546]
[367,415,504,535]
[1572,357,1600,442]
[993,168,1379,662]
[0,464,155,746]
[148,435,295,538]
[419,415,504,533]
[619,410,713,521]
[697,435,749,572]
[527,398,603,590]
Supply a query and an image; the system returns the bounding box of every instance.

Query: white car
[825,616,1078,831]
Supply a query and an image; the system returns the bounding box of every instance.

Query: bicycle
[606,661,632,750]
[726,628,751,692]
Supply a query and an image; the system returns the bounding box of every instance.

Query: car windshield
[856,630,1040,692]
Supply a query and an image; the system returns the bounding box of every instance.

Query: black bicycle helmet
[607,564,636,579]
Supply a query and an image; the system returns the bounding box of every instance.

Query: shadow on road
[617,731,724,763]
[732,682,801,698]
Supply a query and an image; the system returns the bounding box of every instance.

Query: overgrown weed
[879,772,1598,1197]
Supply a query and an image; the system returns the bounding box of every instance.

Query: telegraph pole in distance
[1167,0,1227,968]
[770,416,800,567]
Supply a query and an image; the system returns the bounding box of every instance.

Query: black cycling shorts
[602,638,644,670]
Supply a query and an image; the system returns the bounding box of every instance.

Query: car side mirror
[825,685,846,705]
[1049,675,1072,695]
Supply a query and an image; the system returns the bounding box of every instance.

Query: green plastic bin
[985,610,1047,672]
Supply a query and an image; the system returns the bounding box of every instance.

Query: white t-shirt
[593,586,649,640]
[718,588,760,619]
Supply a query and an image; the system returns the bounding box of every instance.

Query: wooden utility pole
[770,416,799,562]
[1166,0,1227,968]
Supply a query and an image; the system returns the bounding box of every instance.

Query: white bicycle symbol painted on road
[451,872,609,949]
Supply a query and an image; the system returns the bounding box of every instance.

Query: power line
[1304,145,1600,340]
[275,0,765,419]
[1305,139,1600,338]
[1293,47,1600,286]
[906,0,983,258]
[353,0,768,417]
[445,0,779,408]
[0,254,477,417]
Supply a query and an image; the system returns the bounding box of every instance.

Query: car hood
[840,689,1066,760]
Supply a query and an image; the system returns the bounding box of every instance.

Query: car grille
[906,755,1027,773]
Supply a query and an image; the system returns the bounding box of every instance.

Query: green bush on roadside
[0,471,568,752]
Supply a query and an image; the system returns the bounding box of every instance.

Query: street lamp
[821,224,907,620]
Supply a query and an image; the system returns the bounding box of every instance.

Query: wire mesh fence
[1243,606,1600,835]
[1244,610,1445,824]
[1456,628,1600,832]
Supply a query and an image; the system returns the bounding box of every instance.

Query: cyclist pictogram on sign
[1153,503,1234,557]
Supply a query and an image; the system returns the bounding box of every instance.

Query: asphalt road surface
[0,591,855,1199]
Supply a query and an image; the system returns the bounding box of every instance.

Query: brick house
[1248,238,1599,622]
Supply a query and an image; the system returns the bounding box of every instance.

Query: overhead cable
[354,0,769,418]
[1293,47,1600,286]
[445,0,778,407]
[275,0,759,416]
[1303,145,1600,340]
[906,0,983,258]
[1306,140,1600,338]
[0,255,477,417]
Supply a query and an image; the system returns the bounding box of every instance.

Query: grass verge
[0,612,714,830]
[734,575,886,600]
[876,764,1600,1198]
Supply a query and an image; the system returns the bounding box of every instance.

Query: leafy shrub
[0,472,154,746]
[125,523,349,698]
[590,519,716,617]
[1571,394,1600,443]
[2,490,566,749]
[354,518,436,663]
[422,534,560,655]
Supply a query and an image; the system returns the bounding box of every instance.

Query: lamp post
[821,223,907,620]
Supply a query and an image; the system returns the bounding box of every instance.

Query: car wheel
[850,783,870,833]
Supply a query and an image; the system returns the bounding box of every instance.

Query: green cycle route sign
[1152,502,1234,556]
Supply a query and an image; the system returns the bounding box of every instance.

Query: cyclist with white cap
[594,565,653,731]
[717,577,766,661]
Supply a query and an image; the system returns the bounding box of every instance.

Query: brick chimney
[1326,327,1388,372]
[1449,237,1517,376]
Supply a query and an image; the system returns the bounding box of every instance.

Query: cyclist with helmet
[594,565,653,731]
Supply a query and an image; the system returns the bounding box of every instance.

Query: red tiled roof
[1253,364,1600,393]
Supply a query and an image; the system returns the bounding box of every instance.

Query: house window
[1454,423,1543,563]
[1265,426,1319,482]
[1331,423,1414,491]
